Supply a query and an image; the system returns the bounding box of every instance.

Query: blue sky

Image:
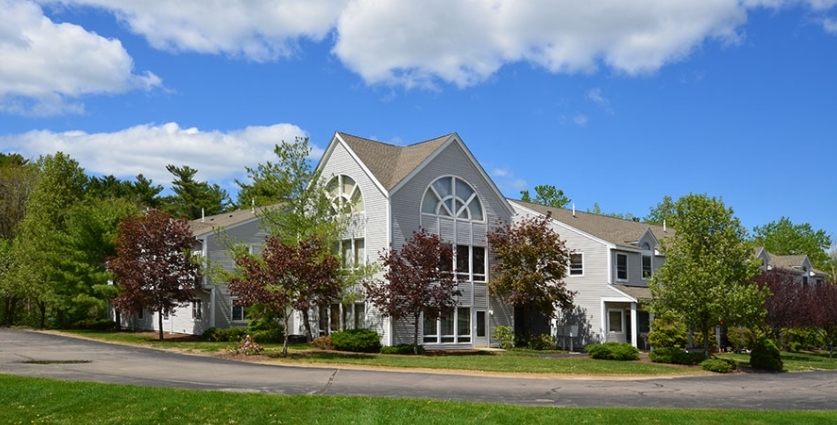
[1,0,835,244]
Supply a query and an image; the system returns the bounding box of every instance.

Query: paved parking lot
[2,328,836,410]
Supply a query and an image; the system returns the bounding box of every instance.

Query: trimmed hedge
[250,328,283,343]
[72,318,116,331]
[380,344,426,355]
[750,337,783,371]
[649,347,705,365]
[202,327,247,342]
[701,357,736,373]
[585,342,639,360]
[330,329,382,353]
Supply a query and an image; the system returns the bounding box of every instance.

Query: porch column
[630,302,638,347]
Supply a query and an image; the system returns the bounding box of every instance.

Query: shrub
[527,333,555,351]
[330,329,382,353]
[727,327,757,352]
[647,318,687,349]
[701,357,736,373]
[72,318,116,331]
[310,335,333,350]
[585,342,639,361]
[784,327,826,352]
[649,347,705,365]
[750,337,783,371]
[691,329,718,353]
[493,326,514,349]
[250,328,283,343]
[204,327,247,342]
[380,344,427,355]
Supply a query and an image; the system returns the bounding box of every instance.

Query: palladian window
[421,176,484,221]
[327,175,364,214]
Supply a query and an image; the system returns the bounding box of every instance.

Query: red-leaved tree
[812,282,837,358]
[228,235,341,357]
[363,228,459,354]
[487,212,574,340]
[755,269,812,336]
[109,209,202,340]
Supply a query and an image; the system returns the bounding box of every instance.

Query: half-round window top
[327,175,364,214]
[421,176,484,221]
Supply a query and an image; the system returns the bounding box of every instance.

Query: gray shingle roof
[613,284,652,301]
[511,200,674,249]
[188,208,259,237]
[337,132,452,191]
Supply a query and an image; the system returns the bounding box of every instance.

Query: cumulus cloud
[825,18,837,32]
[573,114,589,126]
[41,0,349,61]
[0,122,310,188]
[0,0,160,115]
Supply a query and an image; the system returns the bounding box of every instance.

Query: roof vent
[572,203,576,217]
[663,219,666,232]
[201,208,205,223]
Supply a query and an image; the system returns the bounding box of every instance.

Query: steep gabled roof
[510,200,674,250]
[188,208,259,237]
[335,132,452,191]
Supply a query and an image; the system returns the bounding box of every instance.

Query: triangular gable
[390,133,515,217]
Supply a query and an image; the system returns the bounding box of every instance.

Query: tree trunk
[157,309,164,341]
[281,312,290,357]
[37,301,46,329]
[114,310,121,331]
[413,317,420,355]
[703,328,710,359]
[302,309,313,342]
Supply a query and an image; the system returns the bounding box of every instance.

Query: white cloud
[824,18,837,33]
[586,88,613,114]
[490,167,527,195]
[573,114,589,126]
[0,122,310,189]
[0,0,160,116]
[41,0,349,61]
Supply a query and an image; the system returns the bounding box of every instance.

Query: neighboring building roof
[613,284,652,301]
[188,208,260,237]
[756,246,831,279]
[336,132,452,191]
[510,200,674,250]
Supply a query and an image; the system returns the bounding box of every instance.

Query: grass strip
[1,374,835,425]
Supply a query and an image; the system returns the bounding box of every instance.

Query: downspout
[210,287,216,328]
[630,303,638,348]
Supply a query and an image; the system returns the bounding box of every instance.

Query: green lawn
[1,374,835,425]
[60,330,694,375]
[718,351,837,372]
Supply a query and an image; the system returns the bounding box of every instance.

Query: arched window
[421,176,483,221]
[327,175,365,214]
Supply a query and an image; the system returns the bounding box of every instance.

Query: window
[616,253,628,280]
[162,309,170,320]
[327,175,364,214]
[642,255,652,279]
[232,303,245,322]
[337,238,366,269]
[423,307,471,344]
[138,308,144,319]
[191,300,202,320]
[453,245,486,282]
[353,302,366,329]
[320,303,367,334]
[570,253,583,276]
[421,176,484,221]
[608,310,623,333]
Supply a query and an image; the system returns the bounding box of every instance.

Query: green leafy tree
[128,174,164,209]
[519,184,571,208]
[487,213,574,340]
[752,217,832,272]
[109,209,203,340]
[644,195,676,226]
[12,152,87,328]
[229,235,342,356]
[363,228,458,354]
[231,138,347,341]
[650,194,768,357]
[163,165,231,219]
[587,202,638,221]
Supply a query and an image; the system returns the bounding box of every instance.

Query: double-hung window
[616,253,628,280]
[570,253,583,276]
[642,255,652,279]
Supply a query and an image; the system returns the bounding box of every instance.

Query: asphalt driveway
[2,328,836,410]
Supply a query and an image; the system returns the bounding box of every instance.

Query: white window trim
[191,299,202,321]
[569,252,584,277]
[422,307,472,344]
[231,297,246,322]
[616,253,628,281]
[641,254,653,280]
[607,309,625,334]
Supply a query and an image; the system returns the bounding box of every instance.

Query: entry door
[474,309,488,347]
